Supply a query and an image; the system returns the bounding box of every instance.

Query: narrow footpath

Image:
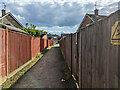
[11,45,76,88]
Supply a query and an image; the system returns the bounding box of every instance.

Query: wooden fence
[0,26,54,79]
[60,10,120,88]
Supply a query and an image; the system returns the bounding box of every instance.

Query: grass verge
[1,45,54,89]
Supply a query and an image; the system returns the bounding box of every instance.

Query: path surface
[11,45,76,88]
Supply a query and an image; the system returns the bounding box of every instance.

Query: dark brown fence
[60,10,120,88]
[0,27,54,78]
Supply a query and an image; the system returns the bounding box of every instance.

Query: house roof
[78,13,107,31]
[0,12,24,28]
[86,13,107,22]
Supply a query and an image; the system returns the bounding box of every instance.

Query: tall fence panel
[72,33,77,77]
[0,29,6,77]
[65,35,72,71]
[8,31,31,73]
[44,39,48,49]
[60,38,66,59]
[32,37,41,58]
[60,10,120,88]
[79,10,119,88]
[48,40,51,47]
[0,27,54,80]
[40,38,44,51]
[0,29,2,77]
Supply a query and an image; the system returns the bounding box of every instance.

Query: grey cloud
[5,1,118,28]
[6,2,84,27]
[100,2,119,15]
[84,2,94,11]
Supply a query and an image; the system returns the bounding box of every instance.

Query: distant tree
[33,24,36,30]
[44,31,48,34]
[31,24,33,29]
[26,23,28,29]
[35,30,41,37]
[21,23,47,37]
[40,30,44,32]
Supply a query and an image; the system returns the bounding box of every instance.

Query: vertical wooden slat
[60,10,120,88]
[79,30,82,88]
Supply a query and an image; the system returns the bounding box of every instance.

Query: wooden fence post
[79,30,82,88]
[31,37,33,58]
[118,7,120,89]
[76,32,79,83]
[71,33,72,75]
[5,27,9,76]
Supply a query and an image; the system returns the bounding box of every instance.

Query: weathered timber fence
[0,25,54,81]
[60,10,120,88]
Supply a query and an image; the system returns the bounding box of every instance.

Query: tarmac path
[11,45,76,88]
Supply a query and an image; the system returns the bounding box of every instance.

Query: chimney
[94,9,98,15]
[2,9,6,16]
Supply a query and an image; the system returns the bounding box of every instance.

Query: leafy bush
[20,23,47,37]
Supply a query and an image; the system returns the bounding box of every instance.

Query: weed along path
[11,45,76,88]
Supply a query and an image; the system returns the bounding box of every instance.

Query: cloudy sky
[0,0,119,35]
